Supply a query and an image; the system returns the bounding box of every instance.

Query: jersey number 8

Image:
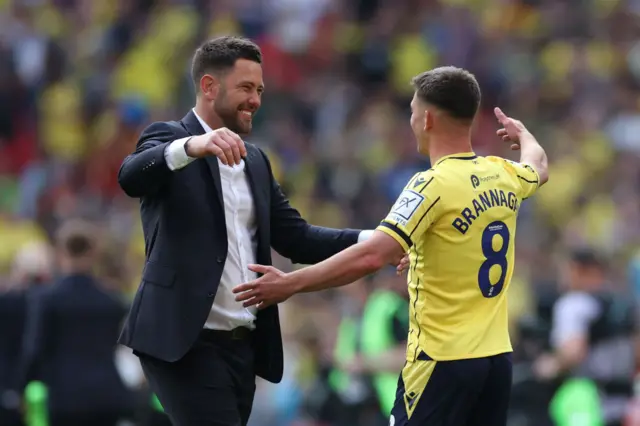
[478,221,510,298]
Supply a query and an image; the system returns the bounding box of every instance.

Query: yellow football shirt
[377,152,540,361]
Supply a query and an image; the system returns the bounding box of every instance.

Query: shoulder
[485,155,533,174]
[139,120,186,143]
[245,142,276,176]
[245,142,265,159]
[406,169,438,193]
[554,292,601,320]
[25,285,55,308]
[485,155,516,166]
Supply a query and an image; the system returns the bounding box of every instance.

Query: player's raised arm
[494,107,549,187]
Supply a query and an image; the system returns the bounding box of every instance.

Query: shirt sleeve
[376,172,441,252]
[164,137,196,171]
[488,156,541,199]
[550,292,601,349]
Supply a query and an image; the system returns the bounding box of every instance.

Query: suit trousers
[49,413,120,426]
[139,329,256,426]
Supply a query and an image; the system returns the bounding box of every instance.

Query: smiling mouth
[239,110,253,119]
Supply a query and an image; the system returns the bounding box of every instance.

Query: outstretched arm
[233,231,405,308]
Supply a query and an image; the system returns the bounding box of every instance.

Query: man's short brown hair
[411,66,481,121]
[191,36,262,91]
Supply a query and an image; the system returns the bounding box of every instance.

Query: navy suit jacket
[20,274,133,415]
[117,110,360,383]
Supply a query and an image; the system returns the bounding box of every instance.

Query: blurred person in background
[19,220,134,426]
[0,242,53,426]
[320,278,381,426]
[533,249,637,426]
[335,271,409,424]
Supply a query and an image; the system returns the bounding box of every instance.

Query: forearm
[519,135,549,184]
[290,241,386,293]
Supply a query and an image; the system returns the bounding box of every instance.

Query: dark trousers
[139,329,256,426]
[50,413,120,426]
[0,408,23,426]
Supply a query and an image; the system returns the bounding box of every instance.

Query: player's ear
[200,73,220,101]
[424,109,433,131]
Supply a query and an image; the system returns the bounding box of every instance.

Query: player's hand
[232,264,295,309]
[494,107,530,151]
[396,253,410,275]
[185,128,247,165]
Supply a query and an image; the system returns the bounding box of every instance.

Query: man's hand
[494,107,531,151]
[185,128,247,165]
[397,253,410,275]
[232,264,296,309]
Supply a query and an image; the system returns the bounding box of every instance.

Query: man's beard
[214,97,252,135]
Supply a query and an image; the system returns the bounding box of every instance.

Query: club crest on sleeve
[391,190,425,221]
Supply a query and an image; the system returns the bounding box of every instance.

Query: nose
[248,94,261,110]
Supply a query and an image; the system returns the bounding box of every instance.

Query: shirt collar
[434,152,477,166]
[192,109,213,133]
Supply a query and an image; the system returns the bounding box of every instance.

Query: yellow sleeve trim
[521,163,541,188]
[377,222,411,252]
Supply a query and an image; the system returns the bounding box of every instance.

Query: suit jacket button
[216,256,224,264]
[207,292,215,298]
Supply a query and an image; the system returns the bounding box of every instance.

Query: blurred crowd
[3,0,640,424]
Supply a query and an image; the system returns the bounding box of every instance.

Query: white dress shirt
[164,109,373,331]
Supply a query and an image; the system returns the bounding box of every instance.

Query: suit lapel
[180,111,224,209]
[243,146,269,255]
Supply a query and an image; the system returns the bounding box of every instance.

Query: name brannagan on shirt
[376,152,540,362]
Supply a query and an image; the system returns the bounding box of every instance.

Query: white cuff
[164,137,196,171]
[358,230,374,243]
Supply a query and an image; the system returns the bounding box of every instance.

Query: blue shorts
[390,352,512,426]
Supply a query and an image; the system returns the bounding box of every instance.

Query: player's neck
[428,137,474,165]
[193,102,224,131]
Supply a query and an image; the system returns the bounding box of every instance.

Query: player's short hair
[191,36,262,90]
[55,220,98,258]
[411,66,481,122]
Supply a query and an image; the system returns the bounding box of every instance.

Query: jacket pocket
[142,261,177,288]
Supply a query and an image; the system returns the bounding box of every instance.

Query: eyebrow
[238,81,265,91]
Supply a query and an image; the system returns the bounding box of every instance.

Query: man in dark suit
[20,221,134,426]
[117,36,380,426]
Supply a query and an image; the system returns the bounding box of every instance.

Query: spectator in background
[337,272,409,422]
[19,220,134,426]
[0,242,53,426]
[319,279,380,426]
[534,249,637,426]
